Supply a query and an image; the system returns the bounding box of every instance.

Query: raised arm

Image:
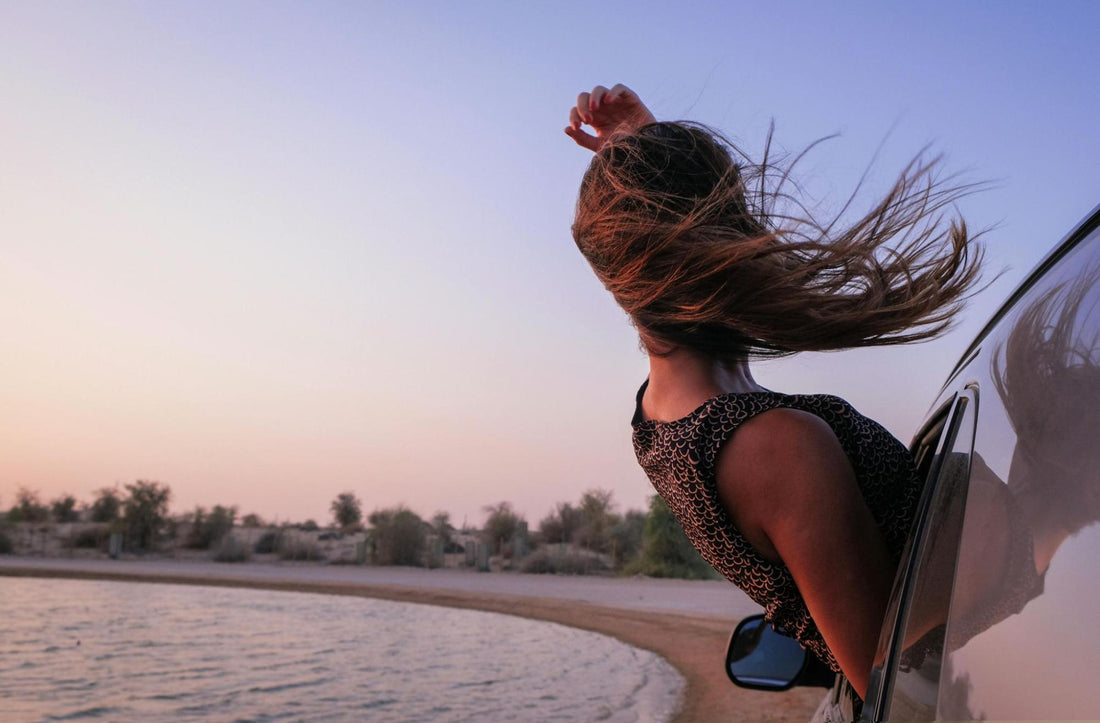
[715,409,897,699]
[565,83,656,152]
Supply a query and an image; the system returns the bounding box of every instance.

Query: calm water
[0,578,681,722]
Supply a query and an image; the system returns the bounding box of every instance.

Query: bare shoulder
[715,408,857,562]
[719,408,850,485]
[718,408,894,698]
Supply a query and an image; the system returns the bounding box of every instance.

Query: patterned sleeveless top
[631,381,922,672]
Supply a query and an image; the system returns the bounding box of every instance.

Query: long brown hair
[992,270,1100,533]
[572,121,986,360]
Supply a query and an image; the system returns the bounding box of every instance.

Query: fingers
[566,83,642,152]
[576,92,592,123]
[576,84,614,123]
[574,83,634,128]
[564,125,601,152]
[589,85,609,112]
[605,83,633,104]
[568,97,599,151]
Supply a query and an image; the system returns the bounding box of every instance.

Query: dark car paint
[862,204,1100,720]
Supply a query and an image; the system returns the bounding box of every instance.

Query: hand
[565,84,656,152]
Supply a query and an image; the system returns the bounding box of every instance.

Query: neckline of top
[631,378,783,428]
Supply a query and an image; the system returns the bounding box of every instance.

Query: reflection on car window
[939,229,1100,720]
[883,395,975,721]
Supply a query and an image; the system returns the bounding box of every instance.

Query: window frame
[863,389,978,721]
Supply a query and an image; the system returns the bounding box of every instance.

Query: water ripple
[46,705,127,720]
[0,578,682,722]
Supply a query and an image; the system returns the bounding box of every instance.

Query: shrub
[520,546,610,575]
[90,488,121,523]
[51,494,80,523]
[368,507,427,566]
[241,513,264,528]
[186,505,236,549]
[481,502,522,556]
[609,509,647,568]
[331,492,363,530]
[72,527,106,549]
[574,489,615,553]
[122,480,171,552]
[431,512,453,548]
[538,502,580,545]
[537,490,628,560]
[211,536,251,563]
[253,530,281,554]
[278,537,325,562]
[299,519,319,532]
[0,529,12,554]
[9,488,49,524]
[621,496,719,580]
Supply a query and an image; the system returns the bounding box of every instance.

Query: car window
[879,392,976,721]
[863,399,954,718]
[936,227,1100,720]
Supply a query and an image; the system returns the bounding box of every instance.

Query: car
[724,204,1100,721]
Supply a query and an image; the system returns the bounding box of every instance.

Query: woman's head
[572,121,986,361]
[577,122,754,228]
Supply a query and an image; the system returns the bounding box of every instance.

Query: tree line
[4,482,170,552]
[1,483,717,580]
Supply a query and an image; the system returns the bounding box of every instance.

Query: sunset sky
[2,2,1098,527]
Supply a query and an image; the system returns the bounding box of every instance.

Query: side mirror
[725,614,834,690]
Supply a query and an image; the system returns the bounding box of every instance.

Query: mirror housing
[725,614,835,690]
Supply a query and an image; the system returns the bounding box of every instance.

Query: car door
[864,207,1100,721]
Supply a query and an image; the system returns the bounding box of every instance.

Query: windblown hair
[572,121,986,360]
[992,270,1100,534]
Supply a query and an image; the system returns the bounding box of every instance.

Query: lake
[0,578,682,722]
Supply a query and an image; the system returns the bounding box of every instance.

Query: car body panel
[862,205,1100,720]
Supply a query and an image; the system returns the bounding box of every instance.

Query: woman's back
[632,381,922,672]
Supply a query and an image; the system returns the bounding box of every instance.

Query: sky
[1,1,1098,528]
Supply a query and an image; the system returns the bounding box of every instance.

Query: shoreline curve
[0,559,821,722]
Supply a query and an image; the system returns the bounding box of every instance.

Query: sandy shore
[0,557,822,722]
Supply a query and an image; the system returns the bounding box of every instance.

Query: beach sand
[0,557,822,722]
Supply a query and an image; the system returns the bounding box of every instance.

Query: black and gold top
[631,380,922,672]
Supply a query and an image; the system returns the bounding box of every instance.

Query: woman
[564,84,984,709]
